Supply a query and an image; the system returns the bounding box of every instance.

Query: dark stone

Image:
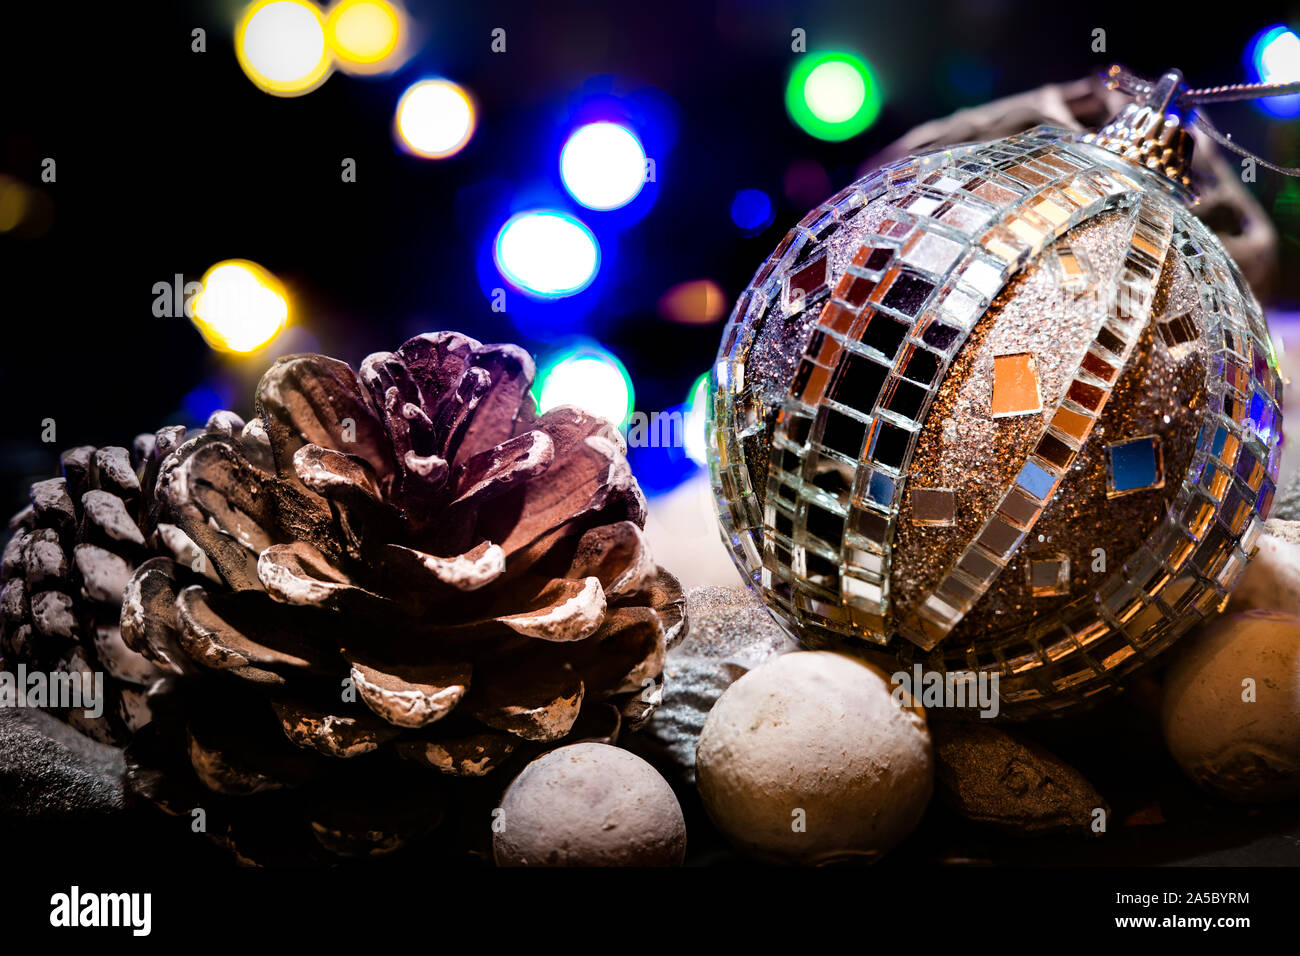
[0,707,125,820]
[932,720,1109,837]
[1272,468,1300,522]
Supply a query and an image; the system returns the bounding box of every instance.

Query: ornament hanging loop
[1094,64,1300,181]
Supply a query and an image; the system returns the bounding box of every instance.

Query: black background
[2,0,1298,508]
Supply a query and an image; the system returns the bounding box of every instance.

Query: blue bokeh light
[561,122,648,210]
[493,210,601,299]
[468,80,680,341]
[181,382,235,427]
[1248,25,1300,117]
[473,197,613,342]
[548,83,677,231]
[628,374,711,497]
[730,188,774,234]
[627,403,698,496]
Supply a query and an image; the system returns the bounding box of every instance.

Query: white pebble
[1162,610,1300,803]
[696,651,932,864]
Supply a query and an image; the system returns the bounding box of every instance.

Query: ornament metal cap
[1079,67,1194,193]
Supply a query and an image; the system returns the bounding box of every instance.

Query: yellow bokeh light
[326,0,404,73]
[657,278,728,325]
[235,0,333,97]
[0,176,30,233]
[192,260,290,354]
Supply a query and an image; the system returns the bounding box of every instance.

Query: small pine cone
[0,412,247,743]
[122,332,687,862]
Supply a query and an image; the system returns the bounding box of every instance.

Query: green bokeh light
[785,51,882,142]
[684,372,709,465]
[533,345,635,428]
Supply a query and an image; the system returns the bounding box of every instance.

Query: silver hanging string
[1181,79,1300,104]
[1103,65,1300,177]
[1193,112,1300,176]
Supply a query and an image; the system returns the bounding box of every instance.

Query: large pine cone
[0,416,243,743]
[123,332,686,862]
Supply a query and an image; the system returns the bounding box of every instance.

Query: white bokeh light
[804,60,866,123]
[494,211,600,298]
[395,79,476,158]
[560,123,647,210]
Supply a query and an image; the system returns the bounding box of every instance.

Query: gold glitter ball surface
[707,126,1283,718]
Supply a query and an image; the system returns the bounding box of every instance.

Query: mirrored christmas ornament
[707,70,1285,718]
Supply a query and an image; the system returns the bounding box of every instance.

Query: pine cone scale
[73,543,133,603]
[466,659,584,741]
[270,697,400,758]
[259,354,396,486]
[380,541,505,594]
[344,654,472,729]
[448,427,554,515]
[174,585,331,678]
[497,575,606,641]
[120,556,196,675]
[450,344,535,461]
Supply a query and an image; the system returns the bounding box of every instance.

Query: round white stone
[1162,609,1300,803]
[493,743,686,866]
[696,650,933,864]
